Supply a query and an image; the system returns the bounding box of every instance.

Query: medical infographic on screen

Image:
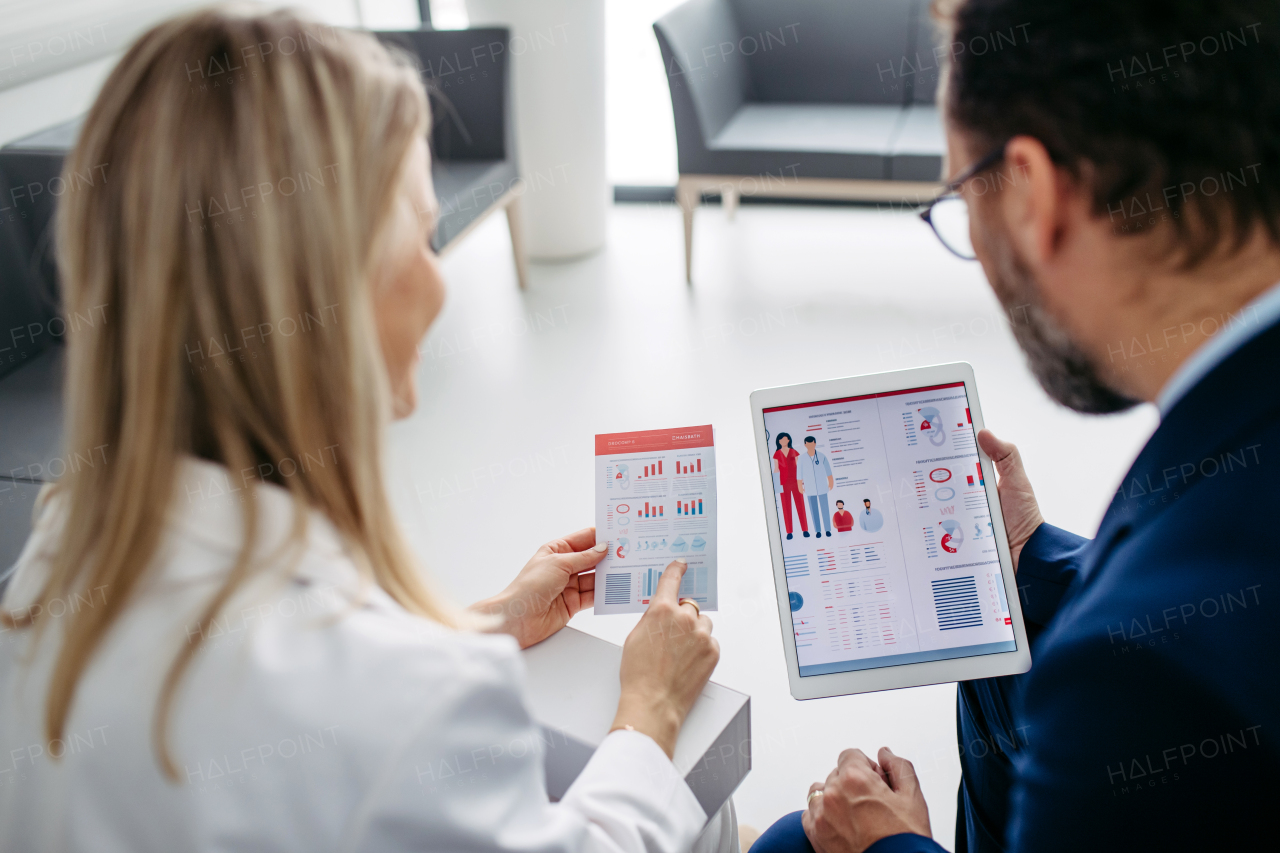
[763,382,1016,677]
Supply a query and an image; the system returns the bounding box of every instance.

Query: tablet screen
[763,381,1017,677]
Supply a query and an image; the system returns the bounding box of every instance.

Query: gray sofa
[0,26,524,582]
[654,0,948,281]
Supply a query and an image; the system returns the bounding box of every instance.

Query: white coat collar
[166,456,351,583]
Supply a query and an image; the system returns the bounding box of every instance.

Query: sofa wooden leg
[676,177,699,285]
[722,184,739,221]
[504,190,530,289]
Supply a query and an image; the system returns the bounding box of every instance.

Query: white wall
[605,0,683,186]
[0,0,422,145]
[411,0,685,187]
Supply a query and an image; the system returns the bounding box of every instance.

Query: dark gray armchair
[375,27,528,287]
[654,0,947,281]
[0,25,525,581]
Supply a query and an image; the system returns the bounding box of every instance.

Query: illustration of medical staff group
[770,433,883,540]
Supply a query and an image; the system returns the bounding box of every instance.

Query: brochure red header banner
[595,424,714,455]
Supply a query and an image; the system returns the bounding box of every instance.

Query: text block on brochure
[594,425,717,613]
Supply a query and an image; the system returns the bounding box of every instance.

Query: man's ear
[999,136,1074,267]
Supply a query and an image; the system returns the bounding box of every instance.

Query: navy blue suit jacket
[871,319,1280,853]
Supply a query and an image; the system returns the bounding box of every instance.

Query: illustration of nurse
[771,433,809,540]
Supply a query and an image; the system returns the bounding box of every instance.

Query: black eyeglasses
[918,142,1008,260]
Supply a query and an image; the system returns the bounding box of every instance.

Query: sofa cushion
[701,103,942,182]
[888,104,944,181]
[711,103,903,156]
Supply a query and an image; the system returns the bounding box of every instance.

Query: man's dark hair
[938,0,1280,262]
[863,499,871,505]
[837,500,845,505]
[804,436,816,444]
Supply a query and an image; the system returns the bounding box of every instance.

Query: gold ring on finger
[807,789,824,807]
[679,598,701,616]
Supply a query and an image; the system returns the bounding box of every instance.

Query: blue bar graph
[643,567,660,598]
[931,576,982,629]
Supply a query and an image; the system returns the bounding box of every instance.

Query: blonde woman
[0,7,734,852]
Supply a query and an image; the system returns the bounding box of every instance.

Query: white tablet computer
[750,362,1031,700]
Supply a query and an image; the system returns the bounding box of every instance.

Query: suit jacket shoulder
[1008,319,1280,851]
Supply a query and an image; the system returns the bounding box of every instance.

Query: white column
[466,0,608,260]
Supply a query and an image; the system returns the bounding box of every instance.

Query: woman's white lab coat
[0,458,734,852]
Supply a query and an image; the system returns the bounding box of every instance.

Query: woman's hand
[611,560,719,758]
[470,527,604,649]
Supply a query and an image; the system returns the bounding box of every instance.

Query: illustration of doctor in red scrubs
[771,432,809,539]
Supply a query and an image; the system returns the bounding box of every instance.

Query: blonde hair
[4,5,460,780]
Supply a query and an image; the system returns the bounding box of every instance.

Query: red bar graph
[658,461,662,475]
[976,462,985,486]
[696,458,701,472]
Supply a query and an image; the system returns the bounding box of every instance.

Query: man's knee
[749,810,814,853]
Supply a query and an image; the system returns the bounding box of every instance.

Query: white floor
[385,201,1159,849]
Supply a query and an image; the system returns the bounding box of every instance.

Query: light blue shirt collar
[1155,280,1280,417]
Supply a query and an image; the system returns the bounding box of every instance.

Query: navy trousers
[750,664,1040,853]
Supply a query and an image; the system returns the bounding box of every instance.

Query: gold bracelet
[609,723,636,734]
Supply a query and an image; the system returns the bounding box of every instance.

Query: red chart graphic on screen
[939,520,965,553]
[930,468,952,483]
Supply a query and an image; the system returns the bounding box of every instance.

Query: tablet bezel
[749,362,1032,700]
